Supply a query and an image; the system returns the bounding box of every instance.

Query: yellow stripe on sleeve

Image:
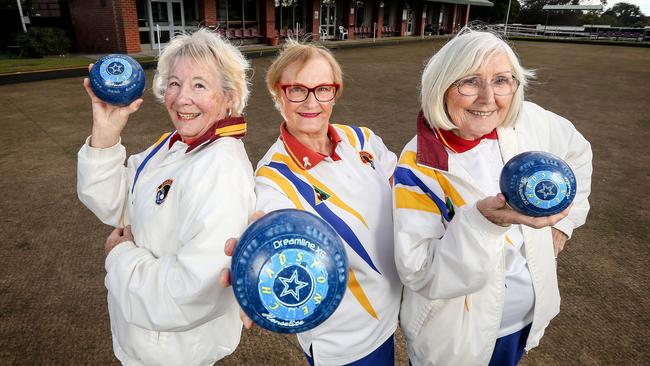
[399,151,466,207]
[434,171,466,207]
[256,166,305,210]
[398,150,422,168]
[394,187,441,214]
[272,153,368,228]
[347,268,378,320]
[361,126,371,143]
[334,124,357,149]
[153,132,172,146]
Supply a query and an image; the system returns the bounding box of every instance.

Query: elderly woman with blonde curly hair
[393,30,592,366]
[77,29,255,365]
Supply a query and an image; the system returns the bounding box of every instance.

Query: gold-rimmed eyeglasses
[453,76,520,97]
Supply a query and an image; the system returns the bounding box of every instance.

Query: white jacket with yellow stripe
[393,102,592,366]
[255,123,401,365]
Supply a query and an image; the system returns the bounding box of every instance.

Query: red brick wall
[374,4,384,38]
[199,0,217,27]
[115,0,141,53]
[261,0,276,43]
[346,1,355,40]
[308,0,320,41]
[69,0,117,53]
[69,0,140,54]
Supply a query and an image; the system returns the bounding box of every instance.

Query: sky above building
[594,0,650,15]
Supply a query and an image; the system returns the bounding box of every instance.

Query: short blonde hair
[153,28,250,115]
[266,39,343,111]
[421,29,534,130]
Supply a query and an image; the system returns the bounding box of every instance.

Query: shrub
[14,27,71,58]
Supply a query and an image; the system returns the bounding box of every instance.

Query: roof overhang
[426,0,494,8]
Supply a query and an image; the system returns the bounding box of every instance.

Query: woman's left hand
[551,227,568,257]
[104,225,134,256]
[477,194,570,229]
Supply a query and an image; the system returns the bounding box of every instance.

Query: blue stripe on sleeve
[350,125,365,150]
[132,131,175,193]
[394,167,450,221]
[268,162,381,274]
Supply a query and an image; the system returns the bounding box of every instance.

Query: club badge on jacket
[359,151,375,170]
[156,179,173,204]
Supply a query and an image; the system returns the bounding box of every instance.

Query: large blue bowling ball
[499,151,577,217]
[231,209,348,333]
[89,54,145,106]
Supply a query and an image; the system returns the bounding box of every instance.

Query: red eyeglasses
[279,83,340,103]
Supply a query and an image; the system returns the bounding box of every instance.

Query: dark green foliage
[517,0,647,27]
[602,2,647,27]
[519,0,584,26]
[14,27,71,58]
[471,0,522,24]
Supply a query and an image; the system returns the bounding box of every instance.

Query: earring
[226,108,232,118]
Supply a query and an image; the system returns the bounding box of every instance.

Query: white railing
[476,22,648,42]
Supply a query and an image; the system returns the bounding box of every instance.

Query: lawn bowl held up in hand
[231,209,348,333]
[499,151,577,217]
[89,54,146,106]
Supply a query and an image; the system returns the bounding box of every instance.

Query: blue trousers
[305,334,395,366]
[488,323,532,366]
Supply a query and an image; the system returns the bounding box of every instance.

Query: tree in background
[580,9,603,25]
[471,0,521,24]
[0,0,27,49]
[601,2,647,26]
[513,0,647,27]
[519,0,584,26]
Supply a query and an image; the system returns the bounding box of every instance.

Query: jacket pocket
[401,289,445,341]
[414,299,444,337]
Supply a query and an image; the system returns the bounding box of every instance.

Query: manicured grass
[0,55,156,74]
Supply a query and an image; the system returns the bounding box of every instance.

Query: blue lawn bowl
[499,151,577,217]
[89,54,146,106]
[231,209,348,333]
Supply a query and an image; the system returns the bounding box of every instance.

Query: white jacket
[77,128,255,366]
[393,102,592,366]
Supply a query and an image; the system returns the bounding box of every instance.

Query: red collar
[168,116,247,153]
[416,111,449,171]
[435,126,498,154]
[279,122,342,170]
[415,111,498,170]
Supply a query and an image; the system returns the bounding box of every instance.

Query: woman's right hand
[219,211,266,329]
[84,64,143,148]
[477,193,570,229]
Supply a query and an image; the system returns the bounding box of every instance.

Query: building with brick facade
[23,0,494,54]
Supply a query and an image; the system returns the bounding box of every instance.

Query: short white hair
[421,29,534,130]
[153,28,250,115]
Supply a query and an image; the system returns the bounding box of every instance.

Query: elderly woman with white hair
[77,29,255,365]
[393,30,592,365]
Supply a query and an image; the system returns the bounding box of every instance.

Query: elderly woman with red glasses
[249,41,401,365]
[393,30,593,366]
